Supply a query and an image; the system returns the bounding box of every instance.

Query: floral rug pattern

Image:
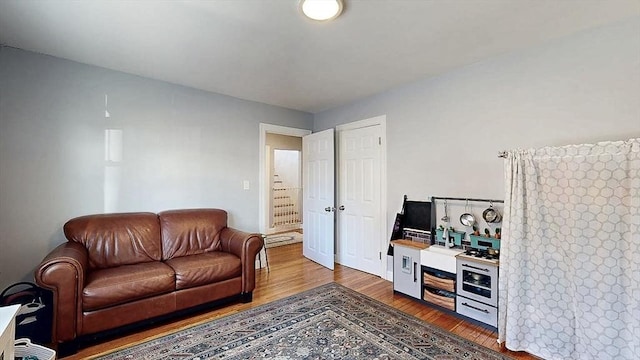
[96,283,511,360]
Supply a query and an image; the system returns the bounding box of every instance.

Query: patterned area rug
[95,283,511,360]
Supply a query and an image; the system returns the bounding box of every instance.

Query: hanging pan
[459,200,476,227]
[482,201,502,223]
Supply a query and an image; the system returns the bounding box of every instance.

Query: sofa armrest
[34,241,88,343]
[220,228,264,293]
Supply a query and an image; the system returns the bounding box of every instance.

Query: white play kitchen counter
[421,244,464,273]
[392,240,501,328]
[392,241,463,300]
[391,240,429,299]
[391,196,503,328]
[420,245,463,311]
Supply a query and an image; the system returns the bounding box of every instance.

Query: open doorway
[268,139,302,240]
[259,124,311,251]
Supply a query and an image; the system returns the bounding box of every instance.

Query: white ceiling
[0,0,638,113]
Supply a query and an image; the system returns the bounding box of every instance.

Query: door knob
[324,207,335,212]
[338,205,345,211]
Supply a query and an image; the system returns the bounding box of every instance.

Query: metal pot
[482,202,502,223]
[459,200,476,227]
[460,213,475,226]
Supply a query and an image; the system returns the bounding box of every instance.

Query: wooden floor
[62,243,538,359]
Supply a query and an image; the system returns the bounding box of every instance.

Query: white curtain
[498,138,639,360]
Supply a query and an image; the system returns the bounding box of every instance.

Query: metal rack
[430,196,504,204]
[429,196,504,245]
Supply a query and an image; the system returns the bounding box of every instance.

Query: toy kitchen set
[391,196,502,328]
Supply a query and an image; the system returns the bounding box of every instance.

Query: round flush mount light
[300,0,344,21]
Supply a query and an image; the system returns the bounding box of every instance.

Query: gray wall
[0,47,313,289]
[314,18,640,238]
[1,18,638,289]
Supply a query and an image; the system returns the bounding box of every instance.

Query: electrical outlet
[243,180,250,190]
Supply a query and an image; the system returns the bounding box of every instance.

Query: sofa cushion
[159,209,227,260]
[82,262,175,312]
[64,212,162,269]
[164,252,241,290]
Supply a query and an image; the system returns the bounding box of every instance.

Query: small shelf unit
[421,266,456,311]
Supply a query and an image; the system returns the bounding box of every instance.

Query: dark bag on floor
[1,282,53,344]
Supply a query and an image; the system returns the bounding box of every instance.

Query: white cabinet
[392,241,426,299]
[0,305,20,360]
[456,296,498,327]
[456,256,499,327]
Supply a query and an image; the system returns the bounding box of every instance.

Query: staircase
[271,175,301,231]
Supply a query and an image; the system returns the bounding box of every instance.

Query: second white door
[336,124,382,276]
[302,129,335,270]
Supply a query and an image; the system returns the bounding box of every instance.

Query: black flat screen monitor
[403,201,431,231]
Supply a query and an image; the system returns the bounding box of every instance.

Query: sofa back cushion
[159,209,226,260]
[63,212,162,270]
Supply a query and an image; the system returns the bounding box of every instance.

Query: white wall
[0,47,313,289]
[273,150,301,189]
[314,18,640,239]
[266,133,302,188]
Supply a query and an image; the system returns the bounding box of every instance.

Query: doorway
[300,116,387,278]
[259,124,311,250]
[259,118,387,279]
[269,141,302,231]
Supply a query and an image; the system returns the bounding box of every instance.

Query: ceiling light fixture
[300,0,344,21]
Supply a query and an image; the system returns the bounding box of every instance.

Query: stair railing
[271,187,302,228]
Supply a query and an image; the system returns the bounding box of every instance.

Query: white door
[302,129,335,270]
[336,124,382,276]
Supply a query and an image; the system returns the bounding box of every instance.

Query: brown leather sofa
[35,208,263,348]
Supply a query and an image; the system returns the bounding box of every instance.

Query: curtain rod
[498,151,507,158]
